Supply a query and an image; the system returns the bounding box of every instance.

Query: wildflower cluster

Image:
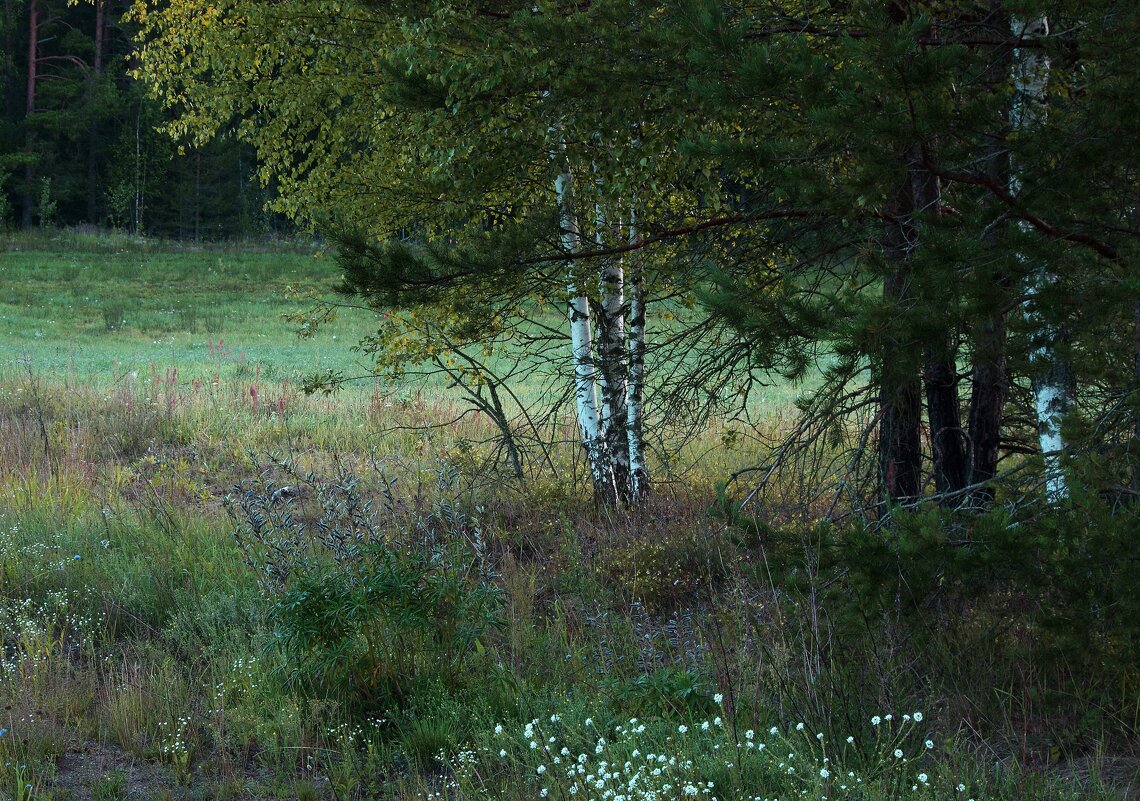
[0,524,83,575]
[320,716,390,799]
[211,654,264,710]
[459,706,978,801]
[157,716,194,780]
[0,590,102,689]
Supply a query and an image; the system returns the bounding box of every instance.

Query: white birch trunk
[594,197,631,498]
[625,204,649,500]
[1012,15,1072,502]
[556,164,618,504]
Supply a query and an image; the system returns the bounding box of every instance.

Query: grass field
[1,230,378,388]
[0,232,1133,801]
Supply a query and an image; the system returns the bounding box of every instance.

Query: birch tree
[556,158,618,504]
[1010,15,1073,502]
[130,0,729,504]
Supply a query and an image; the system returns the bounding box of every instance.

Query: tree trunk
[879,270,924,505]
[878,148,926,505]
[94,0,104,74]
[910,142,967,498]
[1132,299,1140,492]
[625,204,649,501]
[86,0,106,224]
[133,105,143,233]
[594,200,631,499]
[194,149,202,242]
[22,0,39,228]
[964,13,1013,508]
[965,307,1008,504]
[556,163,618,505]
[1012,15,1073,502]
[925,351,967,496]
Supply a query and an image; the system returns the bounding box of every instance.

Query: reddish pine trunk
[910,147,967,499]
[22,0,38,228]
[878,144,931,505]
[963,9,1013,507]
[879,241,923,502]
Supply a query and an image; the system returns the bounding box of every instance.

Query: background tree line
[0,0,284,237]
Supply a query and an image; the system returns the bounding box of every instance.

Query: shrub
[599,527,728,613]
[721,487,1140,749]
[229,457,503,715]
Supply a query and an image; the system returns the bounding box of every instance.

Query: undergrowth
[0,357,1134,800]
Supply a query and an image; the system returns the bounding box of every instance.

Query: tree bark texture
[964,17,1013,507]
[1132,299,1140,491]
[87,0,106,224]
[878,285,924,504]
[594,201,631,499]
[965,308,1008,504]
[925,352,967,496]
[22,0,38,228]
[1012,15,1073,502]
[878,144,930,505]
[625,205,649,501]
[556,164,619,505]
[910,146,967,498]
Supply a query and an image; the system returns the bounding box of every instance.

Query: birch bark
[1012,15,1073,502]
[594,198,631,498]
[556,163,618,504]
[625,204,648,500]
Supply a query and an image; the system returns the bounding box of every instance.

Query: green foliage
[723,490,1139,741]
[0,728,58,801]
[90,770,127,801]
[459,706,975,801]
[230,464,503,714]
[1,229,1133,797]
[0,169,11,226]
[599,528,728,613]
[601,666,718,720]
[36,178,56,232]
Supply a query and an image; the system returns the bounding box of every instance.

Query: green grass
[0,229,805,415]
[1,231,379,388]
[0,232,1132,801]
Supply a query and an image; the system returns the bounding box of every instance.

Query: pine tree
[689,0,1140,508]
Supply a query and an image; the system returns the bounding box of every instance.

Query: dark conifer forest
[1,0,280,237]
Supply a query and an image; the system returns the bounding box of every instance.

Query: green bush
[230,459,503,715]
[598,527,728,613]
[722,486,1139,745]
[271,540,501,710]
[601,665,718,720]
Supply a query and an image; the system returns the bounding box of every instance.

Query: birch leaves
[130,0,713,502]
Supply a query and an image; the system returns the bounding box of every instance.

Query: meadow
[0,232,1133,801]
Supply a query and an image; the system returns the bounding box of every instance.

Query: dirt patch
[49,741,177,800]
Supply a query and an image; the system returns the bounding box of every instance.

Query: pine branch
[923,163,1121,261]
[742,22,1053,49]
[527,209,828,264]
